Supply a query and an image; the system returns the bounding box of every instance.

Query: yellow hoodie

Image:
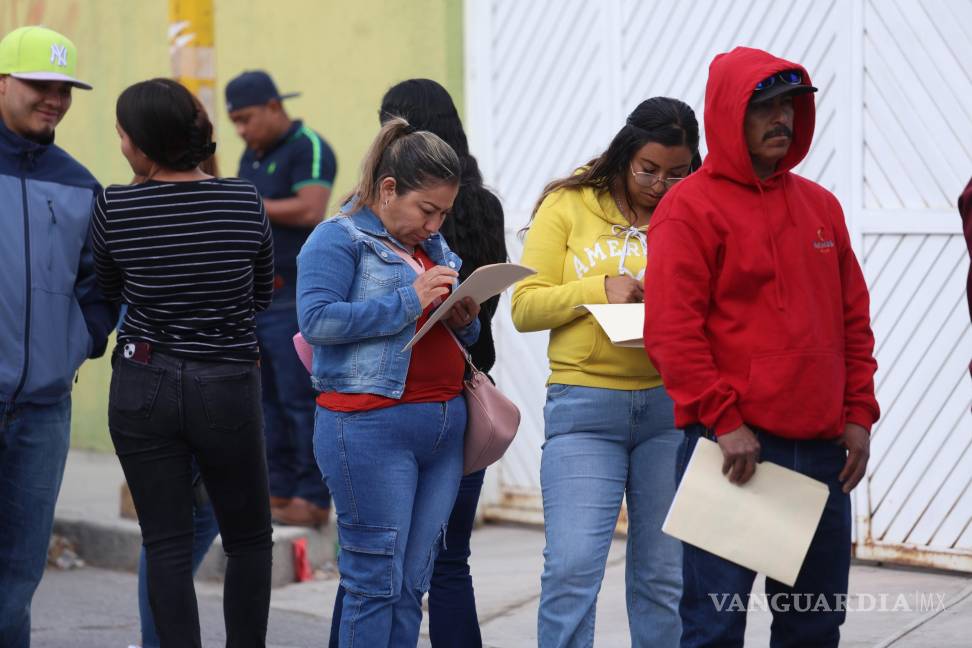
[511,185,662,390]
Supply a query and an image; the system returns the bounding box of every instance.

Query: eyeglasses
[630,165,685,189]
[754,70,803,91]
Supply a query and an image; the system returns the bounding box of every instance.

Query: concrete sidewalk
[52,450,972,646]
[54,449,338,587]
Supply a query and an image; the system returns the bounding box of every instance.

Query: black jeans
[109,348,273,648]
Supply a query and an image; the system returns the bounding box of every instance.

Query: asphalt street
[31,567,329,648]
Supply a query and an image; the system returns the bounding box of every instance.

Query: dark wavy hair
[529,96,700,222]
[380,79,507,273]
[116,78,216,171]
[380,78,508,370]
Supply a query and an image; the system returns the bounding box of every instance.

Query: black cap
[750,71,818,104]
[225,70,300,112]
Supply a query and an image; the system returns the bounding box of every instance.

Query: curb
[54,512,337,589]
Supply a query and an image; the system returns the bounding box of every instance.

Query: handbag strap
[382,238,475,370]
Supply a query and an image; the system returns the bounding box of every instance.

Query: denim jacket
[296,204,480,398]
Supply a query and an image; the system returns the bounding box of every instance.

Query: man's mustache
[764,126,793,140]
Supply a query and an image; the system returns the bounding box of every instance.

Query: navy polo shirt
[238,119,337,288]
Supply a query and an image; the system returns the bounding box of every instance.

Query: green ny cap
[0,26,92,90]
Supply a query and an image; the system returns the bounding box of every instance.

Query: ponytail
[344,116,460,211]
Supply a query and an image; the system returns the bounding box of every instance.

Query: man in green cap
[0,26,115,647]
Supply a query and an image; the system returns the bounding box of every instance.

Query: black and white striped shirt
[91,178,274,362]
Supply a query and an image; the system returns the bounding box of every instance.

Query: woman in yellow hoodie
[511,97,699,648]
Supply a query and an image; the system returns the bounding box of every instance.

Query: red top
[642,47,880,440]
[316,246,465,412]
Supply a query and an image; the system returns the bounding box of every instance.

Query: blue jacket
[0,119,117,405]
[297,204,479,399]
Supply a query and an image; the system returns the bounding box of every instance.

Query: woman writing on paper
[511,97,700,648]
[296,117,479,648]
[328,78,508,648]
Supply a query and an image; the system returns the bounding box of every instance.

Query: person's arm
[264,184,330,227]
[83,190,121,358]
[830,198,880,492]
[510,195,608,332]
[832,199,880,433]
[960,178,972,326]
[253,198,275,312]
[444,297,481,347]
[265,129,337,227]
[643,213,762,483]
[297,222,423,345]
[643,216,744,435]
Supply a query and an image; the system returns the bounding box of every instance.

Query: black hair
[380,78,508,370]
[530,96,700,220]
[116,78,216,171]
[379,79,507,287]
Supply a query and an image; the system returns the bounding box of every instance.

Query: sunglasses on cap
[754,70,803,91]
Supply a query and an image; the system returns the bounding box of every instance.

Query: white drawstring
[611,224,647,281]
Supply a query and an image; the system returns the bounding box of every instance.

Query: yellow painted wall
[2,0,464,450]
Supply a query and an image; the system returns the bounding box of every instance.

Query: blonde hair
[344,116,460,211]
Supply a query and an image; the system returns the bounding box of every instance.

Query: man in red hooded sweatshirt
[643,47,880,647]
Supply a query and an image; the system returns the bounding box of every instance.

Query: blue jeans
[257,293,330,508]
[314,398,465,648]
[0,398,72,648]
[678,426,851,648]
[138,470,220,648]
[328,468,487,648]
[538,384,683,648]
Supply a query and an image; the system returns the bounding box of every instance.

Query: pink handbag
[452,339,521,475]
[385,241,520,475]
[293,332,313,373]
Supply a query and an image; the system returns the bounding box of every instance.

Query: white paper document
[662,437,829,587]
[577,303,645,348]
[403,263,536,350]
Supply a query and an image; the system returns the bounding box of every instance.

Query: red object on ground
[293,537,313,582]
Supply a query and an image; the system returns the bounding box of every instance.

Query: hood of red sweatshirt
[703,46,816,186]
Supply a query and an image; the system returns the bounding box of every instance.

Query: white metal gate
[465,0,972,570]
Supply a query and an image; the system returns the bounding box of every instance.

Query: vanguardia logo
[50,43,68,67]
[708,592,947,613]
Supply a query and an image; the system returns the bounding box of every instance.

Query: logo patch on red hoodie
[814,228,835,253]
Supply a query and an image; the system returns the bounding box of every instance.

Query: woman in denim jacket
[297,117,480,648]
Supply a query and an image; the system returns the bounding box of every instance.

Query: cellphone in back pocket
[122,341,152,364]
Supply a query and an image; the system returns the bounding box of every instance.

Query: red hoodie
[643,47,880,440]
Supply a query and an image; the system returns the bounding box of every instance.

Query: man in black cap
[226,70,335,526]
[644,47,879,647]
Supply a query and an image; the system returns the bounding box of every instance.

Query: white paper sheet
[577,303,645,347]
[662,437,830,587]
[402,263,536,350]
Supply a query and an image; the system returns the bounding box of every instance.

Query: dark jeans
[257,293,330,508]
[678,426,851,648]
[138,466,220,648]
[328,469,487,648]
[108,349,273,648]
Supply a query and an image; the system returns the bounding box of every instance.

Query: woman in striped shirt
[91,78,274,648]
